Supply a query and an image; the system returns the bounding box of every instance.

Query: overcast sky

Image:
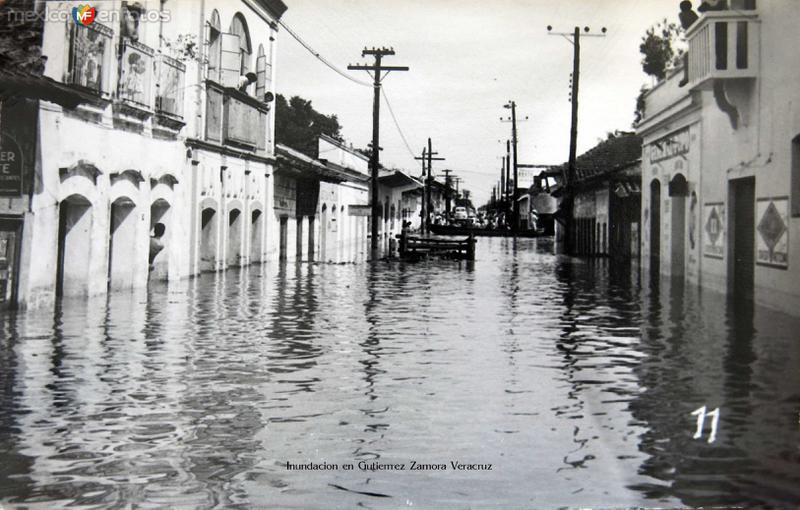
[276,0,679,205]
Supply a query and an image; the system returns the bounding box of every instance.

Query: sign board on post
[349,205,372,217]
[0,134,24,196]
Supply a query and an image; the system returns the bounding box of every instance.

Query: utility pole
[505,140,511,225]
[416,147,427,233]
[348,47,409,256]
[499,158,506,217]
[547,25,606,251]
[442,169,454,216]
[414,139,444,234]
[501,101,528,233]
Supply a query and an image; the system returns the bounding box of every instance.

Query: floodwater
[0,238,799,509]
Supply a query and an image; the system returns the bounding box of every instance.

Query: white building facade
[1,0,286,309]
[637,1,800,314]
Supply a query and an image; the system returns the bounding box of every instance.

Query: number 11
[691,405,720,443]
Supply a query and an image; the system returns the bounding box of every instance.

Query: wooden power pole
[415,138,444,233]
[348,48,408,256]
[547,25,606,251]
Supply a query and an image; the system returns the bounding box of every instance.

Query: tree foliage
[274,94,343,158]
[639,19,684,81]
[632,86,649,128]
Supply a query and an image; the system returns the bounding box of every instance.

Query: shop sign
[0,135,24,196]
[703,202,725,259]
[649,128,690,165]
[349,205,371,217]
[756,197,789,269]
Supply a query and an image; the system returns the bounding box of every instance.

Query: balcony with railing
[686,10,759,90]
[205,82,270,151]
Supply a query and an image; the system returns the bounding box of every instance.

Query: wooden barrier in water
[397,232,476,261]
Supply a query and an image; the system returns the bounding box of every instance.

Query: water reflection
[0,240,798,508]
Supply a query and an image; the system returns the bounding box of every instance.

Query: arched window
[217,13,251,89]
[256,44,267,99]
[207,10,221,82]
[229,14,251,75]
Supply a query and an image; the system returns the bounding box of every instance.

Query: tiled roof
[553,132,642,183]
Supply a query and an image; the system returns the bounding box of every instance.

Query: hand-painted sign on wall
[703,202,725,259]
[649,127,690,164]
[0,134,24,196]
[756,197,789,268]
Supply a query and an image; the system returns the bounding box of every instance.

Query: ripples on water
[0,237,798,509]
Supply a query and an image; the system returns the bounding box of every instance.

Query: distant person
[678,1,700,87]
[238,72,257,93]
[697,0,727,12]
[149,223,166,268]
[679,1,699,29]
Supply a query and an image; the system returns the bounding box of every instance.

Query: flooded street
[1,238,799,509]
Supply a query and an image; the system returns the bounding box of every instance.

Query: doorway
[670,174,688,278]
[228,209,242,267]
[108,197,137,291]
[200,207,217,272]
[250,209,263,264]
[279,216,288,261]
[0,217,23,310]
[650,179,661,274]
[56,196,92,297]
[729,177,755,296]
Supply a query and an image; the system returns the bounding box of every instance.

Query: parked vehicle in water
[453,207,468,221]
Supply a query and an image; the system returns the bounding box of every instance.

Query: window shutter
[220,32,241,88]
[255,53,267,98]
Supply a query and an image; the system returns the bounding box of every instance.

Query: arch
[669,173,689,197]
[209,9,221,31]
[56,194,93,297]
[669,174,687,277]
[108,195,141,291]
[150,198,171,281]
[650,179,661,274]
[250,208,263,263]
[200,206,218,272]
[59,159,102,185]
[256,44,267,98]
[227,198,244,212]
[227,208,243,267]
[208,9,222,82]
[230,13,251,74]
[109,179,140,207]
[150,171,179,191]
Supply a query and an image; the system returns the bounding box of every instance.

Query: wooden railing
[686,11,759,90]
[397,232,476,260]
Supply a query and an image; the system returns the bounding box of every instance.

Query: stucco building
[0,0,286,309]
[552,133,642,258]
[637,1,800,314]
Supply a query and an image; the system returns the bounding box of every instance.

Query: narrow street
[1,240,797,508]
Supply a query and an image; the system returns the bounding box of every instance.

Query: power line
[278,19,371,87]
[381,87,416,161]
[279,19,420,168]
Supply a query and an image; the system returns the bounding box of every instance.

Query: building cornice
[637,94,702,139]
[185,138,276,165]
